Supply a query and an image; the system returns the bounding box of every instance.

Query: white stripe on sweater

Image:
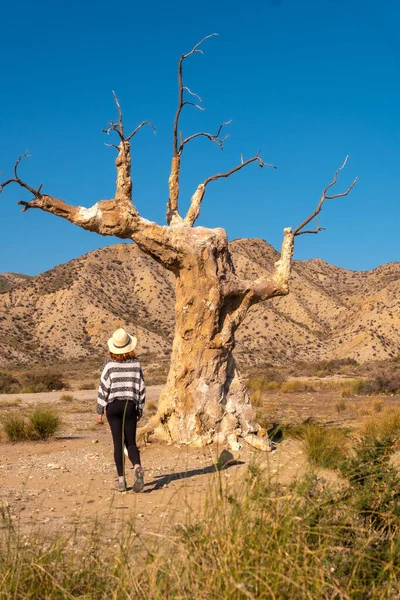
[96,358,146,414]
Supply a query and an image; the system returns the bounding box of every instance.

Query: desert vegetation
[246,355,400,398]
[0,370,66,394]
[1,406,61,442]
[1,359,400,597]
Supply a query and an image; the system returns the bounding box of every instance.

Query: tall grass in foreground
[2,432,400,600]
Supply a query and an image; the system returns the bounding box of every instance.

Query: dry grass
[341,386,354,398]
[288,423,349,469]
[80,382,97,390]
[336,399,347,413]
[361,408,400,442]
[281,380,315,393]
[1,414,28,442]
[146,400,158,416]
[64,403,95,414]
[250,390,263,407]
[60,394,76,403]
[2,446,400,599]
[0,398,22,408]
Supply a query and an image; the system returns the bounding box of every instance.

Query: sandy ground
[2,386,397,539]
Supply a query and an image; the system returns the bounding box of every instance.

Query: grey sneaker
[115,479,127,492]
[132,466,144,493]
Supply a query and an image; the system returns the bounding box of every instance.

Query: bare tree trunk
[152,226,296,447]
[155,254,256,447]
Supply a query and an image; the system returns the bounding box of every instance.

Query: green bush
[0,372,21,394]
[1,414,27,442]
[29,408,61,440]
[2,408,61,442]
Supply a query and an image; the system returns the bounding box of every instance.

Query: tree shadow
[142,460,245,493]
[55,435,87,440]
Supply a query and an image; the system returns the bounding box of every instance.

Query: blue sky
[0,0,398,275]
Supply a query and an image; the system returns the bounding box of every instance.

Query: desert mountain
[0,239,399,368]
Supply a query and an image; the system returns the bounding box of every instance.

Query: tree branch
[167,33,218,226]
[184,153,277,226]
[216,156,357,346]
[213,228,295,349]
[1,179,181,271]
[293,156,358,237]
[100,92,155,205]
[179,120,231,154]
[0,152,44,199]
[172,33,218,157]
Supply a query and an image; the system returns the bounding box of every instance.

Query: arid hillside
[0,239,399,368]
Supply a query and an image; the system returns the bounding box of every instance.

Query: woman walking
[96,328,146,492]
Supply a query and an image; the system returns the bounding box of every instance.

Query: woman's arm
[96,362,111,421]
[137,367,146,420]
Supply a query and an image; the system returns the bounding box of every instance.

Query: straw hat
[108,328,137,354]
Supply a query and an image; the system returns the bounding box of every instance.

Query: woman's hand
[96,414,103,425]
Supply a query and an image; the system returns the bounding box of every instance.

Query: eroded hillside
[0,240,399,367]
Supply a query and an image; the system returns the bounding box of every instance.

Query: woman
[96,327,146,492]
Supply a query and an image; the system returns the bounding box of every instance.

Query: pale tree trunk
[155,244,255,447]
[152,225,296,448]
[1,36,356,449]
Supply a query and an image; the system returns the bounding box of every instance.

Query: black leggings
[106,400,140,476]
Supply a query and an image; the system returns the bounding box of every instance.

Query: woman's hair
[109,350,136,362]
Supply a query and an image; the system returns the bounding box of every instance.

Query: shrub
[340,434,400,531]
[1,414,27,442]
[81,382,96,390]
[335,399,347,413]
[361,408,400,442]
[290,358,358,378]
[290,423,348,469]
[341,386,354,398]
[351,370,400,396]
[21,372,65,393]
[0,372,21,394]
[29,408,61,440]
[60,394,75,403]
[246,370,286,393]
[352,379,381,396]
[146,400,158,416]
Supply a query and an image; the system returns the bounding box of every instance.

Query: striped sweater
[96,358,146,416]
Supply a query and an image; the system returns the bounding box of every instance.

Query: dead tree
[0,36,357,449]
